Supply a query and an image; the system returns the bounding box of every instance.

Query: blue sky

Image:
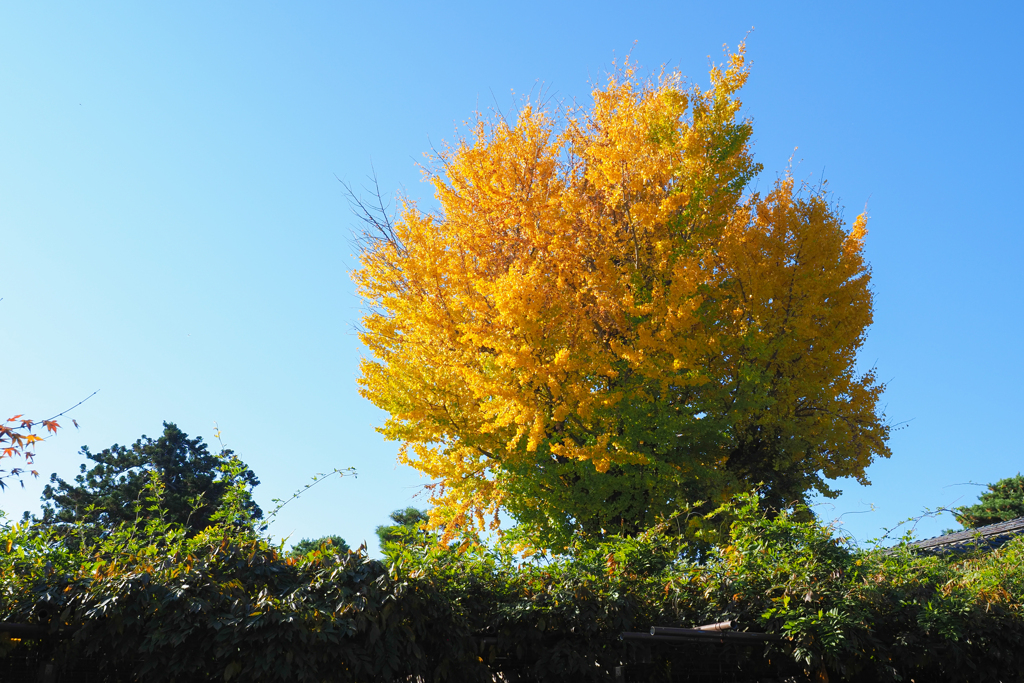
[2,2,1021,554]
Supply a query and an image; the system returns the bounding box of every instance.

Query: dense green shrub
[3,492,1023,682]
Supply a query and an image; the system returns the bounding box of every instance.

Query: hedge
[3,493,1023,682]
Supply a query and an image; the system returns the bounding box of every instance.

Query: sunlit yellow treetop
[354,44,889,550]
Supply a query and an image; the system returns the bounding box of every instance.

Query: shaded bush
[3,493,1023,682]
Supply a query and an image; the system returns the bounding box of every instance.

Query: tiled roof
[910,517,1024,555]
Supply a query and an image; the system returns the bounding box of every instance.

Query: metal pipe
[694,620,736,632]
[0,622,49,638]
[637,626,783,643]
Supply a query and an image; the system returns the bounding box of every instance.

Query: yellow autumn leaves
[353,44,889,549]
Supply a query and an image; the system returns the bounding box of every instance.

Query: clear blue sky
[2,2,1021,554]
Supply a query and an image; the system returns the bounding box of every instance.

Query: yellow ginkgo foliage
[354,45,889,550]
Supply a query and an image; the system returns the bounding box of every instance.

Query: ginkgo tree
[354,44,890,550]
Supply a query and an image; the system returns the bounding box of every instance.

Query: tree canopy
[38,422,261,537]
[289,535,350,558]
[957,474,1024,529]
[354,45,890,549]
[375,506,431,550]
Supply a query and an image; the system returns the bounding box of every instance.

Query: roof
[910,517,1024,555]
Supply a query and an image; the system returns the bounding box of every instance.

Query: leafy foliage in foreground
[3,493,1024,682]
